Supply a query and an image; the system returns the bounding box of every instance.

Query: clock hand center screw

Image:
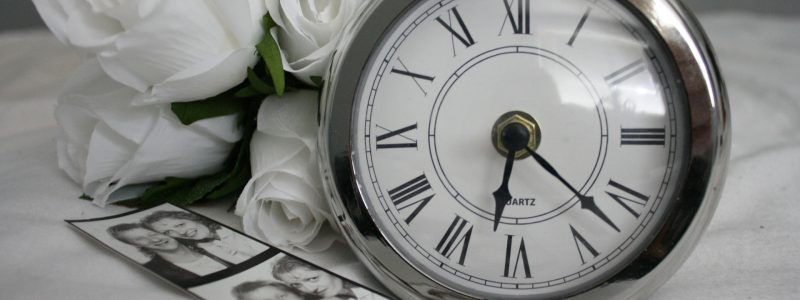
[500,122,530,153]
[492,111,541,159]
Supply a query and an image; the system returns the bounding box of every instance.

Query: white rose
[236,90,339,252]
[33,0,267,105]
[56,60,242,206]
[265,0,366,84]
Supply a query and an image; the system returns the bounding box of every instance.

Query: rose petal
[256,90,318,151]
[207,0,266,46]
[95,0,261,103]
[236,90,337,251]
[250,133,307,173]
[82,122,137,195]
[134,48,257,105]
[33,0,122,50]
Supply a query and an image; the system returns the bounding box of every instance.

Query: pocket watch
[318,0,729,299]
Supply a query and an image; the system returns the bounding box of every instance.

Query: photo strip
[67,203,393,300]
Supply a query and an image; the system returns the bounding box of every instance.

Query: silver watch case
[318,0,729,299]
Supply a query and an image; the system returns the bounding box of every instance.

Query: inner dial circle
[429,46,608,225]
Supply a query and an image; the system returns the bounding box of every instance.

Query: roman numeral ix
[376,124,418,149]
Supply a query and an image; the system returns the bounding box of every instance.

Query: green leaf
[207,158,251,200]
[257,14,286,96]
[116,177,193,207]
[235,85,262,98]
[310,76,324,88]
[171,172,235,206]
[208,108,256,200]
[171,93,247,126]
[246,67,276,95]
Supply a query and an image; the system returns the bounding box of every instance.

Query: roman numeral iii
[620,128,666,146]
[388,174,434,224]
[435,215,473,265]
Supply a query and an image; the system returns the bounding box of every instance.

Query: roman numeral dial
[349,0,689,297]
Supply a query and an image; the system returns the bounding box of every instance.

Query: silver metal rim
[318,0,730,299]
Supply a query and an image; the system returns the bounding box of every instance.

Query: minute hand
[525,146,620,232]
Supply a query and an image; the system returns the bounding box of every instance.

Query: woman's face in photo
[241,285,304,300]
[280,267,344,298]
[148,217,213,240]
[118,227,180,251]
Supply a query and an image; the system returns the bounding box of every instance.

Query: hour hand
[491,123,530,231]
[492,151,516,231]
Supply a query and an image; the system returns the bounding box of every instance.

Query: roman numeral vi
[503,235,532,278]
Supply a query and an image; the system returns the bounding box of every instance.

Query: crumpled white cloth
[0,12,799,300]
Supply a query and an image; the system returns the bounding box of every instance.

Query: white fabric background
[0,13,798,299]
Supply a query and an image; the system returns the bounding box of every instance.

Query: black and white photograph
[189,253,390,300]
[67,204,272,288]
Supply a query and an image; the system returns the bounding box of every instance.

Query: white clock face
[350,0,690,298]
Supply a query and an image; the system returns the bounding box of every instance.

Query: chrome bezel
[318,0,729,299]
